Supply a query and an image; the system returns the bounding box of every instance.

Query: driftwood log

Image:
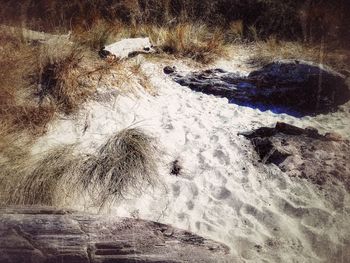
[0,207,232,263]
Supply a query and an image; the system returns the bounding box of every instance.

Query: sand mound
[33,57,350,262]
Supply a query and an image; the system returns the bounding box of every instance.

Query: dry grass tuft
[247,38,350,72]
[0,28,56,135]
[0,26,116,137]
[132,24,226,64]
[81,128,158,207]
[158,24,226,64]
[0,128,159,207]
[73,20,122,50]
[5,146,78,206]
[37,47,95,114]
[0,105,56,135]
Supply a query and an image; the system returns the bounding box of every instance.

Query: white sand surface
[33,55,350,262]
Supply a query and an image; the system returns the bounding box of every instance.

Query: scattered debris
[170,160,182,176]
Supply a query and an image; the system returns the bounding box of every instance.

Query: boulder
[239,122,350,190]
[0,207,232,263]
[165,60,350,115]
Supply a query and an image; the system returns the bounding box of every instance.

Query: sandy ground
[33,52,350,262]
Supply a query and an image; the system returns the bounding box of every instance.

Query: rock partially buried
[0,207,232,263]
[165,60,350,115]
[239,122,350,190]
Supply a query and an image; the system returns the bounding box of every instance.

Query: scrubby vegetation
[247,38,350,72]
[4,146,78,206]
[0,27,101,136]
[81,128,158,207]
[1,0,349,45]
[0,129,158,208]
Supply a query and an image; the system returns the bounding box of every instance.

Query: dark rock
[98,47,111,59]
[167,60,350,116]
[163,66,176,75]
[0,207,232,263]
[240,122,350,191]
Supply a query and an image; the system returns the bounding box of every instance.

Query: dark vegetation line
[0,0,349,45]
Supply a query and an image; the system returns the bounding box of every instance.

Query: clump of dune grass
[6,146,78,206]
[72,20,122,50]
[0,26,117,137]
[134,24,226,64]
[37,47,94,114]
[1,128,159,207]
[0,105,56,135]
[0,28,57,135]
[81,128,158,207]
[158,24,226,64]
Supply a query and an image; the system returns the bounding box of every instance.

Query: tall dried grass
[37,47,96,114]
[126,24,227,64]
[2,0,349,44]
[72,20,122,50]
[158,24,226,64]
[81,128,158,207]
[0,26,116,137]
[247,37,350,72]
[0,128,159,208]
[0,28,55,135]
[4,146,78,206]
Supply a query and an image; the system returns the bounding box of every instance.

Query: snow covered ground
[33,53,350,262]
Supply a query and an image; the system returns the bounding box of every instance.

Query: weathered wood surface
[0,207,232,263]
